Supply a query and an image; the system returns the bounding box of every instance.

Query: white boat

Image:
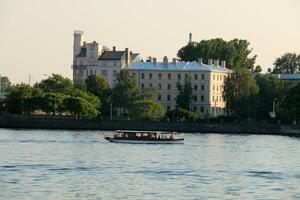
[104,130,184,144]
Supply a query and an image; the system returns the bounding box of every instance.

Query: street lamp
[270,98,277,118]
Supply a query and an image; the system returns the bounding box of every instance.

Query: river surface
[0,129,300,199]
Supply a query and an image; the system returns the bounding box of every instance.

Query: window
[193,106,197,112]
[213,74,215,80]
[158,95,161,101]
[194,85,198,91]
[177,74,181,80]
[185,74,188,79]
[200,106,204,113]
[158,73,162,79]
[168,84,171,90]
[149,84,152,88]
[201,95,204,102]
[102,70,108,77]
[168,74,171,80]
[201,85,205,91]
[149,73,153,79]
[141,73,145,79]
[158,84,162,90]
[213,96,215,101]
[141,84,144,89]
[90,70,93,75]
[167,95,171,101]
[216,85,219,91]
[193,95,197,102]
[213,85,215,91]
[132,73,136,77]
[194,74,198,80]
[201,74,205,80]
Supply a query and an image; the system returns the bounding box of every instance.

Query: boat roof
[116,130,177,134]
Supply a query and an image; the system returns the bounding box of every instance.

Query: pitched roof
[129,61,232,73]
[99,51,126,60]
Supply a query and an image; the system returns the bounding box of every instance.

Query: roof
[75,47,86,57]
[129,61,232,73]
[273,74,300,80]
[99,51,126,60]
[130,53,140,61]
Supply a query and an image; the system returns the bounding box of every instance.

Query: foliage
[177,38,257,71]
[272,53,300,74]
[35,74,73,93]
[254,75,284,120]
[0,76,11,93]
[130,100,164,120]
[140,86,159,101]
[165,108,200,122]
[85,75,110,115]
[38,93,66,115]
[112,69,138,113]
[223,68,259,118]
[278,85,300,120]
[176,76,192,110]
[63,96,99,118]
[5,84,42,114]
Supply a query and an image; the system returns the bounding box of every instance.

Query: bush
[130,100,164,121]
[164,108,201,122]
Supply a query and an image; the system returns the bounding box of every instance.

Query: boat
[104,130,184,144]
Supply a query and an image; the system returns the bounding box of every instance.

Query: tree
[272,53,300,74]
[0,76,11,93]
[39,93,66,115]
[223,68,259,119]
[85,75,111,115]
[165,108,200,122]
[5,84,42,114]
[176,76,192,110]
[35,74,73,93]
[112,69,138,114]
[254,75,284,120]
[69,88,101,113]
[130,100,164,121]
[63,96,99,118]
[177,38,257,71]
[278,85,300,121]
[140,86,159,101]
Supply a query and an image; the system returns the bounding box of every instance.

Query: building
[130,58,231,116]
[72,31,232,116]
[72,30,140,87]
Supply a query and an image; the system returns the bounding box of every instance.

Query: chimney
[125,48,130,64]
[163,56,168,68]
[198,58,203,64]
[153,57,157,65]
[221,61,226,68]
[83,41,86,47]
[208,59,213,65]
[172,58,177,65]
[148,56,153,62]
[113,46,116,51]
[189,33,192,44]
[214,59,219,67]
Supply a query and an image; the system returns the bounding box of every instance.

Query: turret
[73,30,83,60]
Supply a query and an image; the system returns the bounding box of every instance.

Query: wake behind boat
[104,130,184,144]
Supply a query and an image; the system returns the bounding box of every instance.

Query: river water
[0,129,299,199]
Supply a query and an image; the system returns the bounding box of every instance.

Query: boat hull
[105,138,184,144]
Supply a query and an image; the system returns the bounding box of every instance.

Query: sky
[0,0,300,84]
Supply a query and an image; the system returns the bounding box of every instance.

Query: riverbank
[0,114,299,136]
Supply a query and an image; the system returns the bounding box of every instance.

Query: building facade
[72,31,232,116]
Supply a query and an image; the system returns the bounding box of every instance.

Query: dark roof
[130,53,139,61]
[75,47,86,57]
[99,51,126,60]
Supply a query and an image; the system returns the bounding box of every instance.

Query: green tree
[223,68,259,119]
[112,69,138,114]
[140,86,159,101]
[36,74,73,93]
[70,88,101,113]
[130,100,164,121]
[254,75,284,120]
[5,84,42,114]
[176,76,192,110]
[177,38,257,71]
[278,85,300,121]
[272,53,300,74]
[85,75,111,115]
[39,93,66,115]
[63,96,99,118]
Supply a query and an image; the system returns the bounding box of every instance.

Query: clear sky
[1,0,300,84]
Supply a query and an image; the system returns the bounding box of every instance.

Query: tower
[188,33,192,45]
[73,30,83,60]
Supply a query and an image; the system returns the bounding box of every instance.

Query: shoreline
[0,114,299,137]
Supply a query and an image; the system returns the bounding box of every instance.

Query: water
[0,129,300,199]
